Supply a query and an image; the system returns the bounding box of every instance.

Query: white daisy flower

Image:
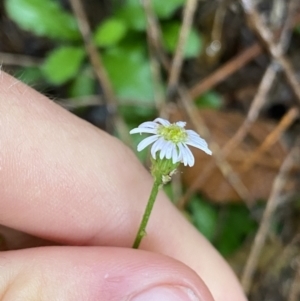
[130,118,212,167]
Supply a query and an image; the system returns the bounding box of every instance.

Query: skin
[0,71,247,301]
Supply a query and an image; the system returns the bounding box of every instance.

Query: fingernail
[130,285,201,301]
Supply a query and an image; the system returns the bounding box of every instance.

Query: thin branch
[288,256,300,301]
[177,64,279,208]
[189,7,300,100]
[69,0,132,145]
[167,0,198,91]
[240,0,300,106]
[142,0,166,114]
[242,107,299,172]
[0,52,42,67]
[179,0,297,207]
[189,43,262,99]
[178,87,254,206]
[241,145,299,293]
[69,0,115,106]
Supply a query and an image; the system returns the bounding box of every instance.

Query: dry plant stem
[142,0,166,114]
[189,6,300,100]
[179,2,295,207]
[223,62,278,153]
[141,0,170,72]
[210,0,228,43]
[0,52,42,67]
[167,0,198,91]
[241,146,299,294]
[189,43,262,99]
[178,88,253,206]
[69,0,114,105]
[242,107,299,171]
[219,0,293,154]
[288,257,300,301]
[69,0,132,146]
[240,0,300,106]
[177,63,279,207]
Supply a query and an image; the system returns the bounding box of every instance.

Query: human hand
[0,72,247,301]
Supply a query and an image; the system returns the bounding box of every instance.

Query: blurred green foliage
[5,0,80,41]
[94,18,128,47]
[187,196,218,241]
[162,22,203,58]
[4,0,203,119]
[195,91,223,109]
[187,195,257,256]
[41,46,86,85]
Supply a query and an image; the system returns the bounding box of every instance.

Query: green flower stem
[132,178,162,249]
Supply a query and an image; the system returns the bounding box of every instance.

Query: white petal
[178,143,188,166]
[137,135,159,151]
[151,137,165,159]
[186,130,200,137]
[154,118,170,126]
[171,145,179,163]
[130,128,158,134]
[186,138,212,155]
[182,143,195,167]
[159,140,172,159]
[138,121,157,129]
[165,142,174,159]
[176,121,186,128]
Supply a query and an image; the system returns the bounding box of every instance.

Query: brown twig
[241,145,299,293]
[288,256,300,301]
[189,6,300,100]
[224,63,278,152]
[177,64,279,208]
[178,0,296,207]
[242,107,299,172]
[141,0,170,71]
[205,0,228,58]
[69,0,132,145]
[178,87,254,206]
[216,0,295,156]
[240,0,300,106]
[167,0,198,91]
[69,0,114,106]
[189,43,262,99]
[57,96,156,110]
[142,0,166,114]
[0,52,42,67]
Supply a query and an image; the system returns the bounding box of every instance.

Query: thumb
[0,246,214,301]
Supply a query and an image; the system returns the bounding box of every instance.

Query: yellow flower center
[157,124,187,143]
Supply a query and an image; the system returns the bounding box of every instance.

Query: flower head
[130,118,212,167]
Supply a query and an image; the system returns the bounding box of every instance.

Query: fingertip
[0,247,214,301]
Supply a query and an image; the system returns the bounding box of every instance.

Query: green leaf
[295,24,300,34]
[195,91,223,109]
[215,205,257,256]
[102,45,154,103]
[41,46,86,85]
[15,66,44,85]
[152,0,185,19]
[94,18,127,47]
[4,0,80,41]
[116,2,146,31]
[69,68,96,98]
[162,22,203,58]
[187,196,218,241]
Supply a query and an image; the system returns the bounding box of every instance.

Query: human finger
[0,246,213,301]
[0,71,246,301]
